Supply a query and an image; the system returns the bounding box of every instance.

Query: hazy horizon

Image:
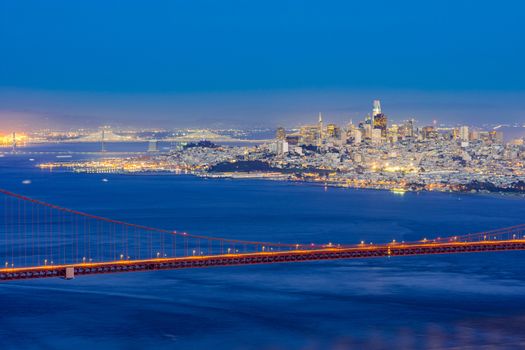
[1,1,524,131]
[1,88,524,131]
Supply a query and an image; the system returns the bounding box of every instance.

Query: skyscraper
[300,125,320,145]
[373,114,387,137]
[318,112,323,146]
[372,100,382,117]
[371,100,387,137]
[326,124,340,138]
[275,127,286,140]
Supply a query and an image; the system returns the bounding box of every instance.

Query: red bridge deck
[2,240,525,281]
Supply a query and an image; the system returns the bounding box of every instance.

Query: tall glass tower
[372,100,382,117]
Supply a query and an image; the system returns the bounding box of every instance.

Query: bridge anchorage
[1,188,525,281]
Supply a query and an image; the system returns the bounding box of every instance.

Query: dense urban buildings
[30,100,525,195]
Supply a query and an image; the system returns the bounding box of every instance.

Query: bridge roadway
[2,239,525,281]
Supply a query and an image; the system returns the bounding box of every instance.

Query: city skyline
[1,89,525,131]
[2,2,525,348]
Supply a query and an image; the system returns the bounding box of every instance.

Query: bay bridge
[1,188,524,281]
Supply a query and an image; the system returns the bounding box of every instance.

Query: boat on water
[56,155,72,158]
[390,188,407,195]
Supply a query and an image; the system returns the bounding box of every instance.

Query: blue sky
[1,0,524,129]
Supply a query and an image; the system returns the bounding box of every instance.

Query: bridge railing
[1,188,525,270]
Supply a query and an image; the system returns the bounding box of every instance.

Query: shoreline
[36,166,525,197]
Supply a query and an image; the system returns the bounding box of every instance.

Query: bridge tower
[11,132,16,154]
[147,140,158,152]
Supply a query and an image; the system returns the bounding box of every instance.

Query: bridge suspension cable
[1,188,525,281]
[0,188,316,269]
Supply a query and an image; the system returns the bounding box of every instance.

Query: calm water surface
[1,145,525,349]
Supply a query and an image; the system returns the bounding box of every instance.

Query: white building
[459,126,469,142]
[269,140,289,155]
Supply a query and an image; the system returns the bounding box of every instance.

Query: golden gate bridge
[1,188,525,281]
